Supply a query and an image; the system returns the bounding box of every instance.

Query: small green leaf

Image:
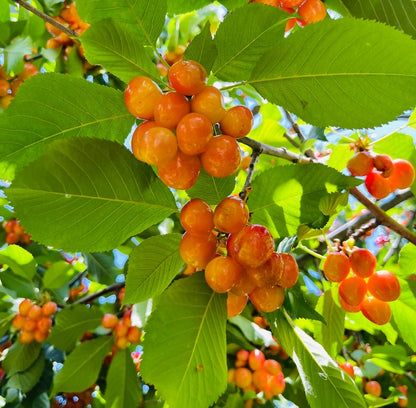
[43,261,76,290]
[7,138,178,252]
[228,315,276,347]
[186,168,235,205]
[167,0,211,14]
[85,252,119,286]
[124,234,183,304]
[48,305,103,352]
[0,73,134,180]
[105,349,142,408]
[141,273,228,408]
[0,245,36,280]
[0,269,36,299]
[81,18,160,84]
[3,341,42,376]
[53,336,113,393]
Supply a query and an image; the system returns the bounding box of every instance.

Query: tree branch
[239,149,261,201]
[13,0,78,38]
[73,282,125,305]
[350,187,416,245]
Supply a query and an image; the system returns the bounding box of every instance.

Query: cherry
[297,0,327,25]
[234,367,253,388]
[213,196,249,234]
[228,224,275,268]
[126,326,142,344]
[168,60,207,96]
[131,120,158,161]
[231,269,257,296]
[249,286,285,313]
[339,297,361,313]
[41,301,58,316]
[387,159,415,190]
[163,45,186,66]
[176,112,213,155]
[339,362,355,378]
[227,292,248,317]
[0,78,10,97]
[27,305,42,320]
[236,349,250,366]
[349,248,376,278]
[268,372,285,396]
[277,253,299,289]
[180,198,214,233]
[323,252,350,282]
[365,170,392,199]
[245,252,282,288]
[201,135,241,178]
[124,76,162,120]
[263,359,282,375]
[36,316,53,333]
[248,349,265,371]
[347,151,374,176]
[365,380,381,397]
[280,0,304,6]
[18,299,33,316]
[102,313,119,329]
[219,106,253,139]
[338,276,367,307]
[179,231,217,270]
[157,150,201,190]
[190,85,226,124]
[154,92,190,129]
[19,330,35,344]
[12,314,25,330]
[367,270,401,302]
[205,256,243,293]
[373,154,394,177]
[360,296,391,325]
[252,368,270,393]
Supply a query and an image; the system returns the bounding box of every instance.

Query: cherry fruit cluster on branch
[323,244,400,325]
[3,219,31,245]
[179,196,299,316]
[228,349,286,406]
[125,59,253,189]
[347,149,415,199]
[12,299,57,344]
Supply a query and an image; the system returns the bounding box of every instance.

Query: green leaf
[81,18,160,84]
[105,348,142,408]
[77,0,167,47]
[7,138,178,252]
[339,0,416,39]
[3,37,32,73]
[124,234,183,304]
[266,309,366,408]
[48,305,103,352]
[398,243,416,278]
[0,0,10,22]
[43,261,76,290]
[167,0,212,14]
[250,18,416,128]
[141,273,227,408]
[53,336,113,393]
[0,73,134,181]
[212,3,288,81]
[314,289,345,359]
[0,312,14,339]
[228,315,276,347]
[7,352,45,393]
[186,168,235,205]
[0,269,36,299]
[85,252,119,286]
[3,341,42,376]
[0,245,36,280]
[248,164,360,238]
[184,23,217,73]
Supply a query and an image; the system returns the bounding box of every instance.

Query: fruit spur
[179,195,300,317]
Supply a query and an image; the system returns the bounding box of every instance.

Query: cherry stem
[72,282,125,305]
[350,187,416,245]
[298,243,326,260]
[13,0,78,38]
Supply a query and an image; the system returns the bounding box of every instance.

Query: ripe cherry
[264,359,282,375]
[12,314,25,330]
[126,326,142,344]
[373,154,394,177]
[236,349,250,366]
[180,198,214,233]
[245,252,282,288]
[252,368,270,393]
[124,76,162,120]
[18,299,33,316]
[339,362,355,378]
[367,270,401,302]
[269,372,285,396]
[277,253,299,289]
[365,170,392,199]
[234,367,253,388]
[232,269,257,296]
[179,231,217,270]
[19,330,35,344]
[41,301,58,316]
[168,60,207,96]
[219,106,253,139]
[154,92,190,129]
[228,224,275,268]
[360,296,391,325]
[323,252,350,282]
[201,135,241,178]
[365,380,382,398]
[227,292,248,317]
[36,316,53,333]
[157,150,201,190]
[205,256,243,293]
[0,78,10,97]
[297,0,327,25]
[249,286,285,313]
[248,349,266,371]
[102,313,119,329]
[339,297,361,313]
[347,151,374,176]
[213,196,249,234]
[338,276,367,307]
[176,112,213,155]
[387,159,415,190]
[280,0,303,6]
[190,85,226,124]
[27,305,42,320]
[349,248,376,278]
[131,120,158,161]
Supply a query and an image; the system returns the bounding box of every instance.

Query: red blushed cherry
[204,256,243,293]
[339,362,354,378]
[338,276,367,307]
[154,92,190,129]
[349,248,376,278]
[347,151,374,176]
[360,296,391,325]
[277,253,299,289]
[219,106,253,139]
[365,170,392,199]
[297,0,326,25]
[367,270,401,302]
[168,60,207,96]
[387,159,415,190]
[245,252,282,288]
[323,252,350,282]
[339,297,361,313]
[373,154,394,177]
[248,349,266,371]
[365,380,382,398]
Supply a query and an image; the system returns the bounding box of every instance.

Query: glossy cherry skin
[168,60,207,96]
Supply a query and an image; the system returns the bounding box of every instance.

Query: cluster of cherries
[251,0,326,31]
[228,349,286,406]
[12,299,57,344]
[125,59,253,190]
[101,310,142,349]
[323,244,400,325]
[3,219,31,245]
[179,195,299,316]
[0,62,38,110]
[347,150,415,199]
